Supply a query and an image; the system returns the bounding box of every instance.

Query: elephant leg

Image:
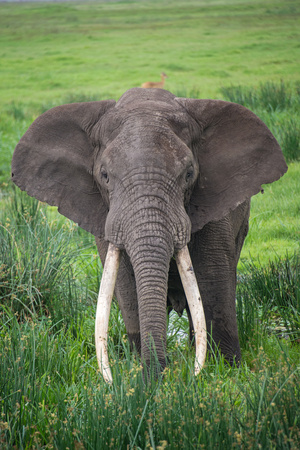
[95,238,141,353]
[188,202,250,365]
[229,200,251,266]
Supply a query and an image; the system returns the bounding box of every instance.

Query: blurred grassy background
[0,0,299,103]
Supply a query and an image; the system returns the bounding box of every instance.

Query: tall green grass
[1,304,299,449]
[0,186,99,326]
[221,80,297,113]
[237,255,300,346]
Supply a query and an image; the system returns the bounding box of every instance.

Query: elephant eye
[101,167,109,184]
[185,166,194,183]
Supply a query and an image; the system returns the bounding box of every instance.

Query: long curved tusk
[175,246,207,375]
[95,242,121,383]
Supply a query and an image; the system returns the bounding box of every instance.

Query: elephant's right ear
[11,100,116,237]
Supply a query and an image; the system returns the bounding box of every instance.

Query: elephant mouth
[95,242,207,383]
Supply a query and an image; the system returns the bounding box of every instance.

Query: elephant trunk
[126,230,173,372]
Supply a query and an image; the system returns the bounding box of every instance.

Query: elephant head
[12,88,287,382]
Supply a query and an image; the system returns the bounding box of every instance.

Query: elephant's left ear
[175,98,288,233]
[11,100,116,237]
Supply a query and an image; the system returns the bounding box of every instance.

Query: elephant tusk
[175,246,207,375]
[95,242,121,383]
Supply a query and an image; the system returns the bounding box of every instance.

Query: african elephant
[11,88,287,382]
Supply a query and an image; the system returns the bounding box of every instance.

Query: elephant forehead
[101,101,190,143]
[102,126,194,173]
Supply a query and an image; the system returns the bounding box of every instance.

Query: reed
[1,303,299,449]
[0,186,92,326]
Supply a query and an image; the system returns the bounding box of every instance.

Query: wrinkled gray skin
[12,88,287,373]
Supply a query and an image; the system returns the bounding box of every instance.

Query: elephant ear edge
[175,98,288,233]
[11,100,116,237]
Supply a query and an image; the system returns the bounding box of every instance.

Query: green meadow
[1,0,299,103]
[0,1,300,448]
